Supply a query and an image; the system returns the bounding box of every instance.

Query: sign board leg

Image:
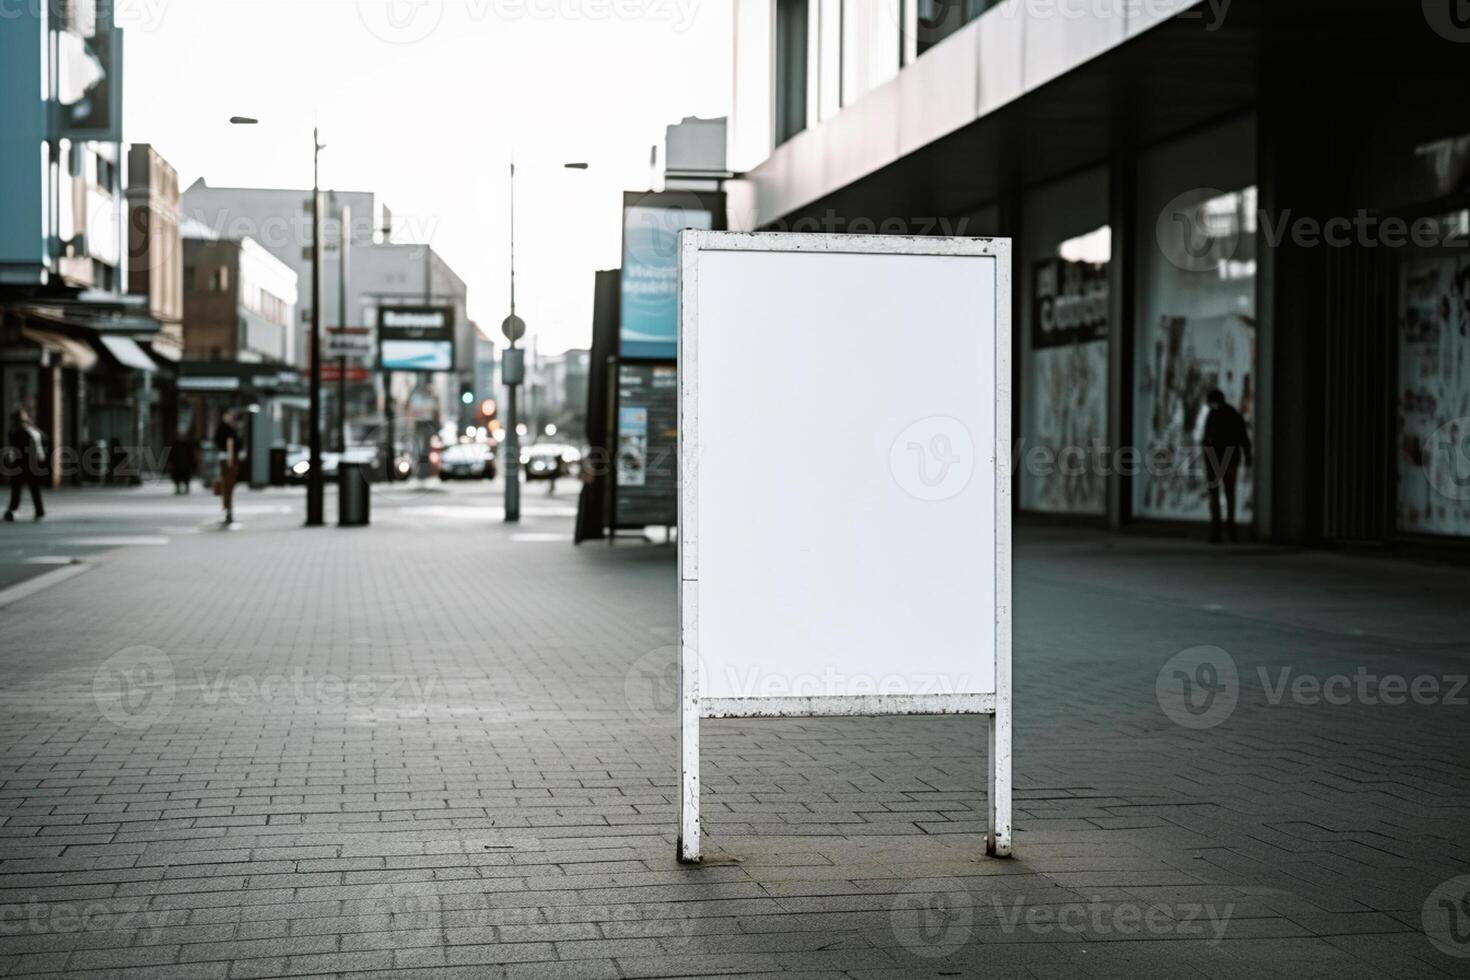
[987,709,1012,856]
[678,696,700,863]
[678,580,700,863]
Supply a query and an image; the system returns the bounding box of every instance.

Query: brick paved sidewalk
[0,497,1467,978]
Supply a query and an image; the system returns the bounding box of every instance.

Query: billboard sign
[57,21,123,142]
[619,191,723,360]
[675,231,1013,864]
[612,363,677,526]
[326,326,374,362]
[378,306,454,373]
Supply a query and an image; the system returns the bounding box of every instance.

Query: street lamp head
[229,116,259,125]
[563,162,589,170]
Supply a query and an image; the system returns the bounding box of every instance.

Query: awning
[19,327,99,371]
[97,335,157,373]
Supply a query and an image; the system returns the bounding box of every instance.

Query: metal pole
[384,372,394,482]
[504,161,521,524]
[306,127,325,526]
[337,204,350,453]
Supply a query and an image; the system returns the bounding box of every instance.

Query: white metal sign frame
[676,230,1012,864]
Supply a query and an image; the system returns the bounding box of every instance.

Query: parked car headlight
[292,460,310,475]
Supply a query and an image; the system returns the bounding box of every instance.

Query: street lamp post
[502,161,586,525]
[230,116,326,526]
[503,162,523,524]
[306,127,326,525]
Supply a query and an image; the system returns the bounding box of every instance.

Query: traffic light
[460,385,474,406]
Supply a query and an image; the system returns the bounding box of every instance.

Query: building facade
[0,1,170,485]
[177,223,303,452]
[728,0,1470,547]
[181,183,475,452]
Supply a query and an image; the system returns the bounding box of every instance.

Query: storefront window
[1020,168,1108,515]
[1396,209,1470,537]
[1134,115,1257,522]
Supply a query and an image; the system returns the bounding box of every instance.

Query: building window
[1021,168,1111,516]
[1134,115,1258,524]
[209,266,229,292]
[775,0,809,146]
[916,0,997,56]
[1396,209,1470,537]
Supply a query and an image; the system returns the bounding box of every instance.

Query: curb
[0,561,92,610]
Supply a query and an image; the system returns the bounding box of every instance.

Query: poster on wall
[1397,254,1470,537]
[616,406,648,488]
[1138,313,1256,520]
[613,363,677,526]
[1026,258,1108,514]
[619,191,722,360]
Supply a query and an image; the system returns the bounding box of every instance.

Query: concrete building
[727,0,1470,547]
[526,348,592,442]
[124,143,184,458]
[177,221,303,450]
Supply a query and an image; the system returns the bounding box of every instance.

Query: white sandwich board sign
[677,231,1012,863]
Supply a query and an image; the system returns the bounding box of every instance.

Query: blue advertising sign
[619,192,722,360]
[378,305,455,373]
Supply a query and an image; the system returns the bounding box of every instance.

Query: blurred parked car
[287,444,381,484]
[438,442,497,480]
[521,443,580,481]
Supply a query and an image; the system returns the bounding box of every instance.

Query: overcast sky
[121,0,731,354]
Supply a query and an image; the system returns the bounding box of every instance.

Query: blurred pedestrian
[3,408,47,522]
[213,411,241,525]
[1201,389,1251,544]
[169,430,197,494]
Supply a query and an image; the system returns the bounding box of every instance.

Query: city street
[0,481,1465,977]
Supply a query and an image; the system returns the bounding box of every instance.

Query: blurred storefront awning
[19,326,98,371]
[97,335,157,373]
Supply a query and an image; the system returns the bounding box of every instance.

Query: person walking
[1201,388,1251,544]
[213,411,241,525]
[3,408,47,522]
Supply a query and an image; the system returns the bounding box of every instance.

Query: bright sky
[121,0,731,354]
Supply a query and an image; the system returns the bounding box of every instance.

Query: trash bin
[269,447,288,487]
[338,461,370,527]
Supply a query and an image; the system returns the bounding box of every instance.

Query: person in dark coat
[4,408,47,522]
[169,431,197,494]
[1201,389,1251,543]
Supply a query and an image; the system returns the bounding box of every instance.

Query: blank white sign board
[678,232,1012,863]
